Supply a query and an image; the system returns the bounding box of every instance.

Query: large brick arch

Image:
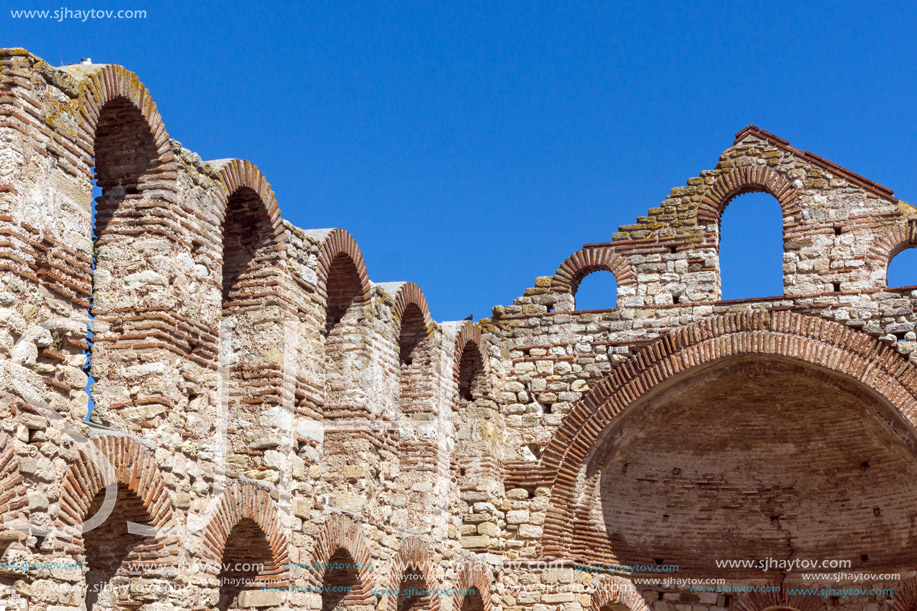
[65,62,176,183]
[451,563,492,611]
[697,165,803,224]
[58,435,178,551]
[552,245,636,298]
[307,514,376,606]
[386,536,440,611]
[65,62,180,240]
[731,588,823,611]
[538,310,917,557]
[201,481,290,574]
[314,228,372,305]
[589,576,651,611]
[64,62,181,251]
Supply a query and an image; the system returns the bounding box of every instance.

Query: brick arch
[307,514,376,606]
[314,228,372,304]
[65,64,184,431]
[731,589,823,611]
[386,536,440,611]
[453,321,489,402]
[890,577,917,611]
[59,435,177,551]
[374,281,436,370]
[867,220,917,284]
[201,481,290,576]
[210,159,286,244]
[449,320,498,510]
[381,282,433,334]
[0,432,27,547]
[538,310,917,557]
[383,282,438,485]
[454,320,482,350]
[553,246,636,297]
[318,228,374,424]
[589,576,651,611]
[697,166,803,224]
[451,563,492,611]
[67,63,176,180]
[213,161,295,478]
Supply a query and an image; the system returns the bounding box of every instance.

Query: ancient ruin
[3,48,917,611]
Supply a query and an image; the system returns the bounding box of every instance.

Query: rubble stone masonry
[3,49,917,611]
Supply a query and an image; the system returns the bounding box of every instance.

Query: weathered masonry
[4,48,917,611]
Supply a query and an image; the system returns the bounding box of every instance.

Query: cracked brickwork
[4,48,917,611]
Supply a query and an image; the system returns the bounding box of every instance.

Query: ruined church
[2,48,917,611]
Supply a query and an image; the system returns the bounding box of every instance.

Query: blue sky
[8,0,917,319]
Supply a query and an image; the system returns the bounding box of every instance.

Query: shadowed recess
[589,356,917,574]
[457,340,485,402]
[83,484,154,611]
[395,566,431,611]
[460,590,485,611]
[217,518,277,611]
[325,253,364,333]
[398,302,431,415]
[221,187,276,305]
[92,97,160,241]
[321,548,363,611]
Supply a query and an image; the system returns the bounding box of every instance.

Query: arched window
[719,192,784,300]
[888,247,917,288]
[326,253,364,334]
[216,518,279,610]
[573,271,617,311]
[63,439,178,611]
[92,98,159,241]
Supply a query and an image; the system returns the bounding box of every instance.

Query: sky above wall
[8,0,917,320]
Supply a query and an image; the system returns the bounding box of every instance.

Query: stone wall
[4,48,917,611]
